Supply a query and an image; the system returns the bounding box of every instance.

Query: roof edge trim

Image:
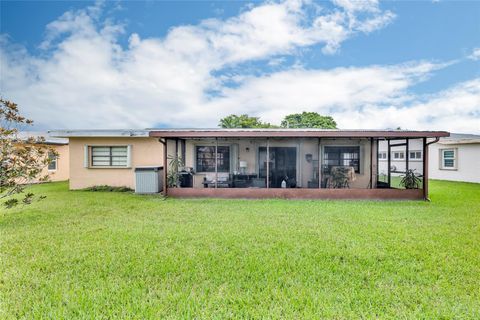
[48,130,150,138]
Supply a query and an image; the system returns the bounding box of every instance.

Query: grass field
[1,181,479,319]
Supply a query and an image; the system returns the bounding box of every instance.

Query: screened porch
[150,128,448,199]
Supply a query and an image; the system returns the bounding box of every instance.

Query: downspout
[426,137,440,146]
[423,137,440,201]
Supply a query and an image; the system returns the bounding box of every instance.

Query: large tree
[0,98,57,208]
[281,112,337,129]
[219,114,275,128]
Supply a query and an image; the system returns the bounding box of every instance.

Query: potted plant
[166,156,184,188]
[400,169,421,189]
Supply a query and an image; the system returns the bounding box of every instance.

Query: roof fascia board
[49,130,150,138]
[149,130,450,139]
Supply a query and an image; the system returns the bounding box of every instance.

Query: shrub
[84,185,133,192]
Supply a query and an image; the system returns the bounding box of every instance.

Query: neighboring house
[428,133,480,183]
[378,133,480,184]
[51,129,449,200]
[17,131,70,182]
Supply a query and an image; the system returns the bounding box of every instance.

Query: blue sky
[1,0,479,132]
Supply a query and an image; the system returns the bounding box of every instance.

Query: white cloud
[0,0,396,128]
[0,0,478,134]
[468,48,480,61]
[202,61,480,133]
[331,0,395,34]
[333,78,480,133]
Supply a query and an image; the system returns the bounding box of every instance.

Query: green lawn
[1,181,479,319]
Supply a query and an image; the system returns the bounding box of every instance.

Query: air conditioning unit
[135,166,163,194]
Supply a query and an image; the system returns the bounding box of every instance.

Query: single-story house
[378,133,480,184]
[17,131,70,182]
[429,133,480,183]
[50,129,449,200]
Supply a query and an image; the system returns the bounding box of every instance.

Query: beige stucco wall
[23,143,69,183]
[175,138,373,189]
[67,137,375,190]
[69,137,163,189]
[47,144,70,182]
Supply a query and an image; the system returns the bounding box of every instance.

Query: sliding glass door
[258,147,297,188]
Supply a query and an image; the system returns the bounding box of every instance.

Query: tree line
[219,112,337,129]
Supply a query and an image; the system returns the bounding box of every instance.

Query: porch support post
[423,137,428,200]
[376,139,380,188]
[215,137,218,189]
[387,139,391,187]
[405,138,409,172]
[163,139,168,195]
[181,139,186,164]
[318,138,321,189]
[175,138,179,179]
[370,138,374,189]
[266,138,270,189]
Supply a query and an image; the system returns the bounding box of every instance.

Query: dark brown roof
[149,128,450,138]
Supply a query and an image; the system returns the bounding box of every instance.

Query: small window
[324,146,360,173]
[378,152,387,160]
[91,146,128,167]
[48,151,57,171]
[441,149,456,170]
[196,146,230,172]
[392,151,405,160]
[409,151,422,160]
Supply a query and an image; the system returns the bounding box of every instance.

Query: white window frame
[392,151,405,160]
[409,150,422,161]
[85,145,132,169]
[378,151,387,160]
[440,148,457,170]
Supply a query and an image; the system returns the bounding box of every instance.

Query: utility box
[135,166,163,194]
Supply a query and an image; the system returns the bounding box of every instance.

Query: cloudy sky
[1,0,479,133]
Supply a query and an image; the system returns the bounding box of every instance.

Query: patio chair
[327,166,355,188]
